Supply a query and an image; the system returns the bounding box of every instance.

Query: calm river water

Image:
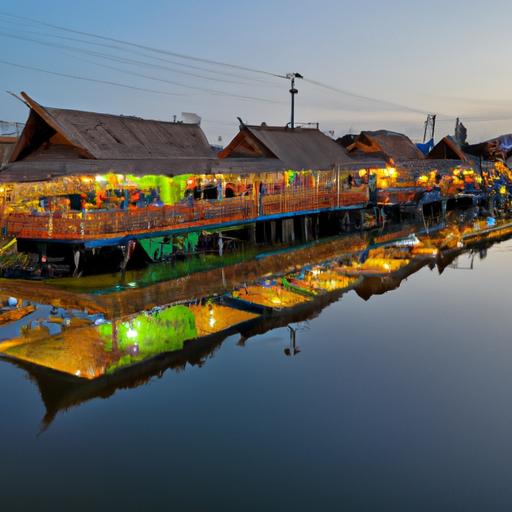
[1,234,512,511]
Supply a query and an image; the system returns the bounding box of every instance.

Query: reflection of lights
[127,328,137,339]
[127,282,137,287]
[383,263,391,270]
[208,306,216,327]
[271,297,282,305]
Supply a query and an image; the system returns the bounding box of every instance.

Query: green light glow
[100,304,198,373]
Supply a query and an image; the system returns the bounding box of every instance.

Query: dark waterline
[1,237,512,510]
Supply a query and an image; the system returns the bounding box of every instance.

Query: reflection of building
[3,218,512,431]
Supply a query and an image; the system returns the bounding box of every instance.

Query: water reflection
[0,215,512,430]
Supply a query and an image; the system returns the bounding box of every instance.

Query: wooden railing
[4,186,369,241]
[377,188,421,205]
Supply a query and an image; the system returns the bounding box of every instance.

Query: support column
[441,200,447,220]
[248,223,257,244]
[270,221,277,244]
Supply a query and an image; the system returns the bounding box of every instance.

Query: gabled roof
[347,130,424,162]
[428,136,468,161]
[219,124,354,170]
[464,134,512,161]
[10,92,215,163]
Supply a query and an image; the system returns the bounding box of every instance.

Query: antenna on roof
[423,113,436,143]
[237,116,246,128]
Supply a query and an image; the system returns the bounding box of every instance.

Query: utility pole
[286,73,303,129]
[423,113,437,143]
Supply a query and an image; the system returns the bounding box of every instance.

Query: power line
[0,30,258,87]
[302,78,428,115]
[0,30,284,104]
[0,19,277,84]
[0,11,442,115]
[72,55,284,104]
[0,11,283,78]
[0,58,187,97]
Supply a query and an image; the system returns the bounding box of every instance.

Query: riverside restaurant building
[1,93,509,272]
[0,93,376,267]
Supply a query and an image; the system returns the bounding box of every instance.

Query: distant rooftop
[0,121,24,138]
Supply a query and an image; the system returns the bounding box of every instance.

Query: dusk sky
[1,0,511,144]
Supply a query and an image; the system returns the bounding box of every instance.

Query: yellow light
[358,169,367,177]
[271,297,282,305]
[95,175,107,183]
[386,167,398,178]
[500,185,507,195]
[383,263,391,270]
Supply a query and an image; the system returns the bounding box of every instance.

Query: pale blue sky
[1,0,512,144]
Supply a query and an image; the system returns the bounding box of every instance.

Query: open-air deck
[5,185,369,244]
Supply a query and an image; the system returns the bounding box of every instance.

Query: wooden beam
[19,92,95,159]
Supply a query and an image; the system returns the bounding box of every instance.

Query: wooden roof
[464,134,512,162]
[219,124,354,170]
[428,136,469,161]
[347,130,424,162]
[10,92,215,163]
